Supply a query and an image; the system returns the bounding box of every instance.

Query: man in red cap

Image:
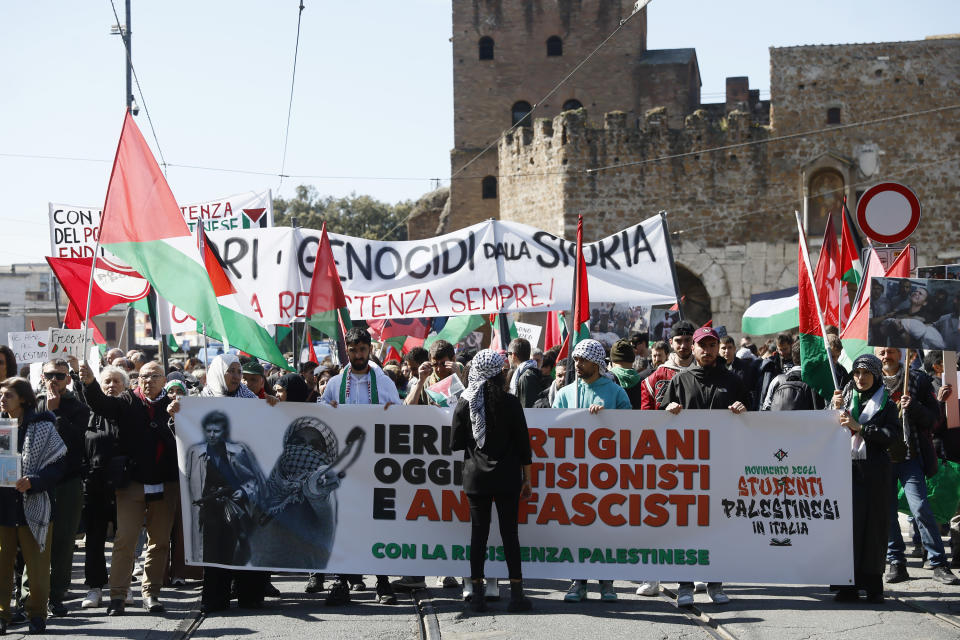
[661,325,750,607]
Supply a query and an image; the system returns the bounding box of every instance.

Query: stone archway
[676,265,712,327]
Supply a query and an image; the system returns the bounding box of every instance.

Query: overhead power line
[278,1,307,194]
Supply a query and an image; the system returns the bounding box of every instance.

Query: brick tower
[448,1,660,235]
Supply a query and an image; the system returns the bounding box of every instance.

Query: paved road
[15,515,960,639]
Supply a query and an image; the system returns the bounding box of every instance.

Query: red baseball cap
[693,326,720,344]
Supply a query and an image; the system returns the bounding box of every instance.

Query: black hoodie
[662,361,750,410]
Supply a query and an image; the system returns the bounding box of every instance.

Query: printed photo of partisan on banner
[869,277,960,351]
[174,399,853,586]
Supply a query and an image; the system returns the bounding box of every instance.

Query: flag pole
[660,211,684,321]
[80,223,106,364]
[796,211,840,392]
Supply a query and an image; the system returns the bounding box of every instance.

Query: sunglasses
[43,372,68,381]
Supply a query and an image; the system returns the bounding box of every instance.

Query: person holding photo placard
[0,377,67,634]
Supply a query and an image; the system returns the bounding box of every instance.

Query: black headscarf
[278,373,310,403]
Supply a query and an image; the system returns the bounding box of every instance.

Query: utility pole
[121,0,136,351]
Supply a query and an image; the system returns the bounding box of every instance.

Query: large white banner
[48,190,273,262]
[175,400,853,584]
[200,216,678,323]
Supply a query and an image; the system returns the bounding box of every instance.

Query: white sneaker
[81,588,102,609]
[132,562,144,577]
[707,584,730,604]
[437,576,459,589]
[636,580,660,596]
[694,581,708,593]
[390,576,426,590]
[676,585,694,607]
[462,578,473,601]
[125,589,136,605]
[484,578,499,600]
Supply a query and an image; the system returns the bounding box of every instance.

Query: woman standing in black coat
[451,349,533,613]
[830,353,900,603]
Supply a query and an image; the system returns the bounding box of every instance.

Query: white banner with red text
[48,190,273,264]
[197,215,677,323]
[175,399,853,584]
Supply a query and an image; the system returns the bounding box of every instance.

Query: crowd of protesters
[0,319,959,632]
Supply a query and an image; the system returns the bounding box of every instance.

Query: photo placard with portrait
[0,420,20,488]
[869,277,960,350]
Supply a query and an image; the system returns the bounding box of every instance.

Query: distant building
[411,1,960,332]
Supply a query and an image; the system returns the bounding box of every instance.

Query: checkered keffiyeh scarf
[264,417,338,516]
[461,350,504,449]
[21,413,67,551]
[572,339,607,374]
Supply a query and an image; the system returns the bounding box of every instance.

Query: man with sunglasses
[25,359,89,618]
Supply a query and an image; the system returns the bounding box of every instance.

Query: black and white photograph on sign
[917,264,960,280]
[184,409,365,569]
[0,420,19,488]
[649,307,681,343]
[869,277,960,351]
[587,302,650,347]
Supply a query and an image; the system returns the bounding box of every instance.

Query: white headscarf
[460,350,505,449]
[200,354,257,398]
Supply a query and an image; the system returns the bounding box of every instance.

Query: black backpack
[768,378,820,411]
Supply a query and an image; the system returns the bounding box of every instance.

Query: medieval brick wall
[497,37,960,334]
[446,0,651,237]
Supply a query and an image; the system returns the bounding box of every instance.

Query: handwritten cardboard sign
[6,331,49,365]
[47,328,94,360]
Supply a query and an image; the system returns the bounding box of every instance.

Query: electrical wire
[278,1,306,194]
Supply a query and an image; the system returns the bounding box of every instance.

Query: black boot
[507,579,532,612]
[469,579,487,613]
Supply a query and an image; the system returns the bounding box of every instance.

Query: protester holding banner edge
[830,353,899,603]
[553,338,631,602]
[317,327,400,606]
[663,325,749,607]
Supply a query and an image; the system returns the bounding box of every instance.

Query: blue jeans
[888,458,947,566]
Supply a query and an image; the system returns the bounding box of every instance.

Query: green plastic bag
[898,459,960,524]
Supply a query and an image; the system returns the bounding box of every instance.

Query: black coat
[513,366,544,409]
[82,380,178,485]
[839,381,899,582]
[0,410,67,527]
[662,361,750,410]
[37,392,88,482]
[451,393,532,495]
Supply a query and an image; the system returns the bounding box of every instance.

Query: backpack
[768,378,819,411]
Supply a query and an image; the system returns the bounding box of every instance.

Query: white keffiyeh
[202,354,258,398]
[572,339,607,374]
[22,414,67,551]
[461,350,505,449]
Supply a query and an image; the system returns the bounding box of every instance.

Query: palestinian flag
[98,112,288,369]
[305,222,352,357]
[424,315,485,350]
[813,213,843,328]
[424,373,465,407]
[797,218,836,403]
[840,197,864,287]
[557,216,590,359]
[489,313,518,352]
[740,286,799,335]
[839,246,911,366]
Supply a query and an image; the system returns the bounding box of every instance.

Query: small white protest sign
[6,332,49,365]
[514,321,543,349]
[47,329,94,360]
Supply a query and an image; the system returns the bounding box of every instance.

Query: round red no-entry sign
[856,182,921,244]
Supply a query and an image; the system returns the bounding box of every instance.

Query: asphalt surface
[14,513,960,639]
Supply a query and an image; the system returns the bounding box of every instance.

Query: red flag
[30,320,35,331]
[306,223,348,317]
[46,256,150,321]
[558,216,591,359]
[196,228,236,297]
[63,302,106,344]
[305,326,319,364]
[544,311,561,351]
[813,213,842,328]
